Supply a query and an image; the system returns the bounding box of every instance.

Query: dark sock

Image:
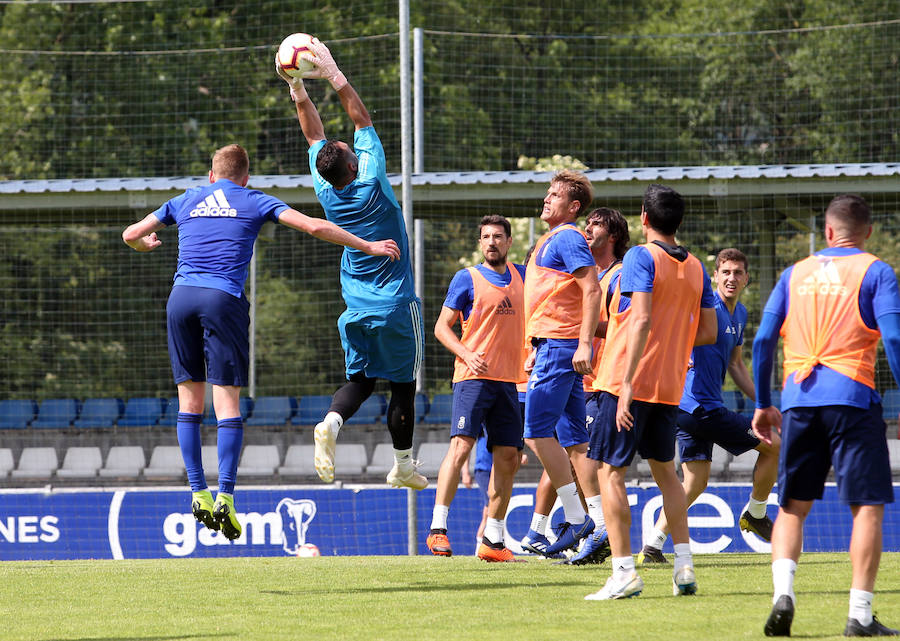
[176,412,205,491]
[216,417,243,494]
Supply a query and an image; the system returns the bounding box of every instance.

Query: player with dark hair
[522,171,604,558]
[567,206,629,565]
[428,215,527,562]
[638,247,780,565]
[276,39,427,490]
[753,194,900,637]
[585,184,717,600]
[122,143,399,540]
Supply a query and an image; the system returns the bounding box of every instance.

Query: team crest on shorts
[457,416,466,430]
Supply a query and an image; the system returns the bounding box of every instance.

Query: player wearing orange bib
[582,208,629,396]
[564,207,629,566]
[585,184,717,601]
[429,215,527,562]
[753,195,900,637]
[523,171,603,558]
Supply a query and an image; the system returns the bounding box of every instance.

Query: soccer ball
[277,33,316,78]
[296,543,320,557]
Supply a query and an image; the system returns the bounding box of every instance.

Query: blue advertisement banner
[0,484,897,560]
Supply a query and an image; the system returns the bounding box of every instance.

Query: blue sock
[217,418,243,494]
[176,412,205,492]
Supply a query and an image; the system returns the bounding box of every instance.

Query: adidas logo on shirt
[189,189,238,218]
[495,296,516,315]
[797,258,847,296]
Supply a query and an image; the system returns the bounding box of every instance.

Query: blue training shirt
[680,291,747,413]
[153,179,289,298]
[755,247,900,410]
[309,127,416,311]
[443,263,527,320]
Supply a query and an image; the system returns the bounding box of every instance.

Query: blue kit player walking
[276,37,426,489]
[753,194,900,637]
[638,248,780,565]
[122,144,399,540]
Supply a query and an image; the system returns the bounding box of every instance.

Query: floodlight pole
[400,0,418,556]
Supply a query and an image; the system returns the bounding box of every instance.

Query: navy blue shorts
[676,407,759,462]
[587,391,678,467]
[524,339,589,447]
[450,379,524,449]
[166,285,249,386]
[779,404,894,506]
[338,299,424,383]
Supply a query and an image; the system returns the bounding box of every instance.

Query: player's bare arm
[275,56,326,146]
[693,306,718,346]
[434,305,488,376]
[727,344,756,401]
[572,264,601,376]
[336,84,373,131]
[617,290,652,431]
[279,209,399,259]
[122,213,165,252]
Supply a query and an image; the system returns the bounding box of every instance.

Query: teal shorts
[338,299,424,382]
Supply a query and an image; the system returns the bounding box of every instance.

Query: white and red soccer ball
[296,543,320,557]
[277,33,316,78]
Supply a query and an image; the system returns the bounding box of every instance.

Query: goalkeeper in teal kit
[276,37,427,490]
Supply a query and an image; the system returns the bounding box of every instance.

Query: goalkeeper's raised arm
[275,37,371,147]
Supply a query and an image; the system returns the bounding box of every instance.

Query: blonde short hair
[212,144,250,181]
[551,170,593,217]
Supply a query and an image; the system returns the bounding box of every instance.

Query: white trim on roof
[0,164,898,210]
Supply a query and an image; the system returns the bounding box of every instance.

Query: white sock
[585,495,605,530]
[611,555,635,579]
[324,411,343,435]
[430,504,449,531]
[394,447,413,466]
[849,589,874,626]
[557,482,586,524]
[529,513,548,536]
[484,518,504,545]
[648,527,667,550]
[673,542,692,572]
[748,495,768,519]
[772,558,797,604]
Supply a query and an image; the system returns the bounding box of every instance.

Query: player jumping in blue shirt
[276,37,427,490]
[123,143,399,539]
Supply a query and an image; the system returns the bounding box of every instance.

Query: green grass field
[3,553,898,640]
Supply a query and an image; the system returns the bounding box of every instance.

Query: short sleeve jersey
[152,179,289,298]
[309,127,416,311]
[443,263,528,319]
[764,246,900,409]
[680,291,747,413]
[532,224,595,275]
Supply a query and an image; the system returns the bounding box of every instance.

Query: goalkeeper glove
[299,38,348,91]
[274,54,309,102]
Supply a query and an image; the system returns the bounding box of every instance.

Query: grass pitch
[3,553,899,640]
